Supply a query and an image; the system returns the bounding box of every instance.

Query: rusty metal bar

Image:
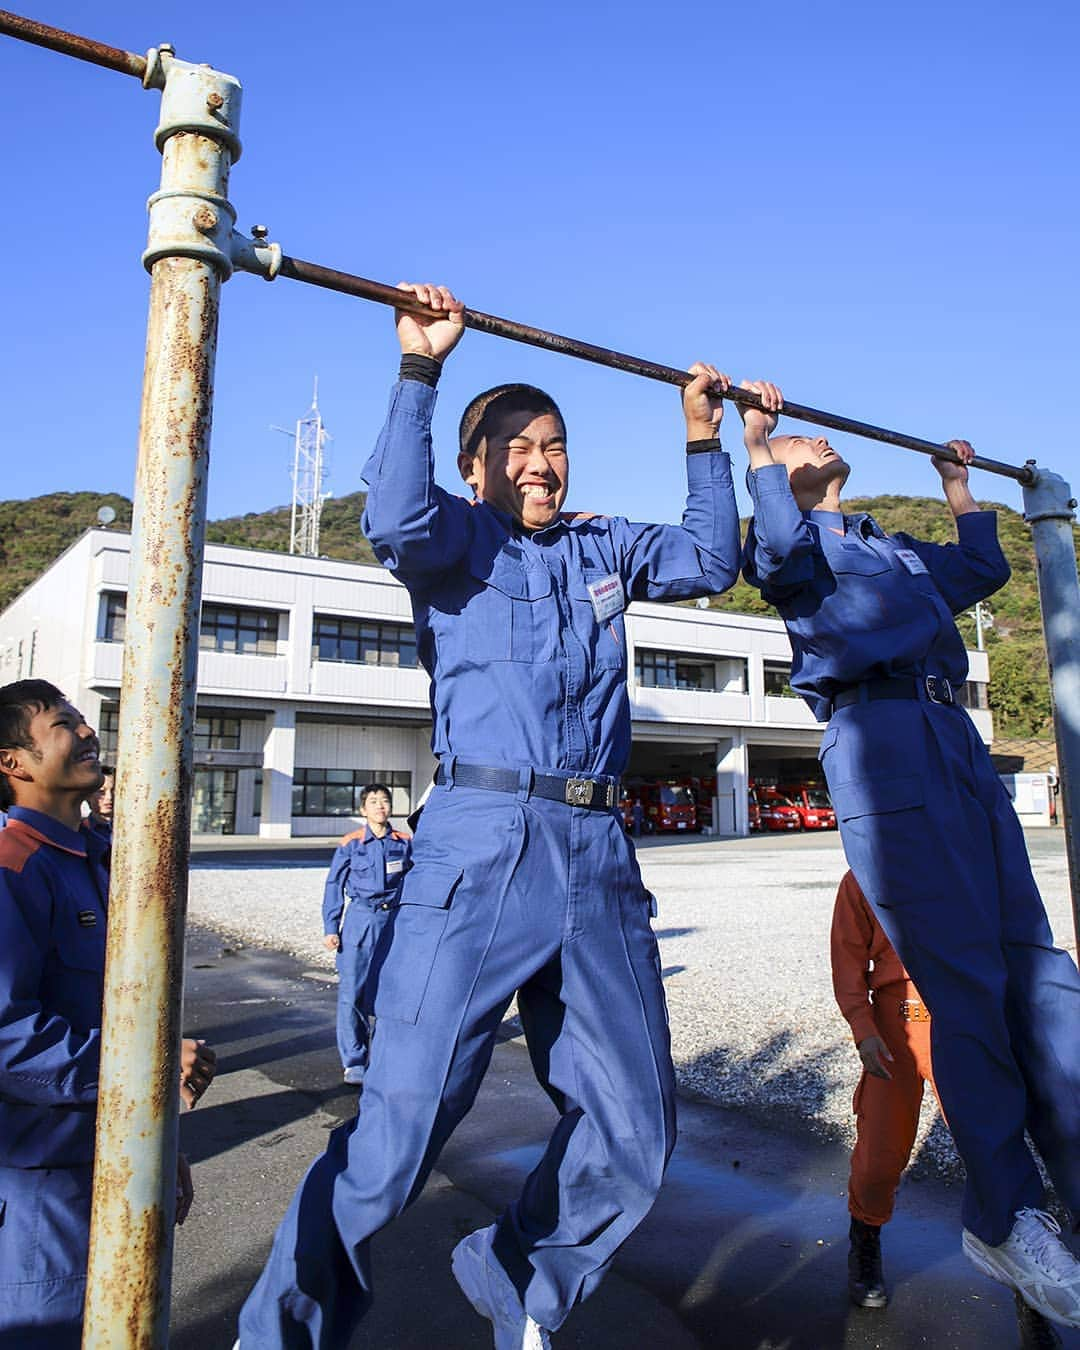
[81,54,241,1350]
[0,8,146,78]
[273,255,1034,485]
[1023,469,1080,950]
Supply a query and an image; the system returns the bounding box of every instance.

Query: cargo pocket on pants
[372,862,463,1025]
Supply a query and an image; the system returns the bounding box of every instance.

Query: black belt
[832,675,957,712]
[435,761,619,810]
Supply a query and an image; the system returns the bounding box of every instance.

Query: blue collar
[7,804,89,857]
[807,509,845,532]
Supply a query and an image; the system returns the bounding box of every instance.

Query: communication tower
[282,378,331,557]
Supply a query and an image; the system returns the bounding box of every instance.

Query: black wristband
[686,438,723,455]
[399,354,442,387]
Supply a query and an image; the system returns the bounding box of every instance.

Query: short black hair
[99,764,116,780]
[0,680,66,809]
[360,782,392,809]
[458,384,565,462]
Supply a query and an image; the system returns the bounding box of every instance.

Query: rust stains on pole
[81,53,241,1350]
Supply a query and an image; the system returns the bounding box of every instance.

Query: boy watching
[322,782,411,1086]
[85,763,115,836]
[0,680,215,1346]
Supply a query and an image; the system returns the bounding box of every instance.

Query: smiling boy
[238,285,742,1349]
[0,680,214,1346]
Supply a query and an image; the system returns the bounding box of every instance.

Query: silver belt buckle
[565,778,595,807]
[925,675,954,705]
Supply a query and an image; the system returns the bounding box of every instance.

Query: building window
[199,604,280,656]
[99,593,127,643]
[193,716,241,751]
[292,769,412,819]
[634,649,747,694]
[252,770,262,818]
[98,704,120,758]
[957,681,989,711]
[763,660,797,698]
[312,615,417,668]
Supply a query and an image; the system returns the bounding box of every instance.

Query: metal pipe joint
[142,53,243,277]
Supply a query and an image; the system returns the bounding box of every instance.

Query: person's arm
[361,283,474,577]
[0,868,100,1106]
[738,381,819,599]
[895,439,1010,612]
[321,844,351,950]
[179,1038,216,1110]
[830,875,880,1047]
[616,365,741,600]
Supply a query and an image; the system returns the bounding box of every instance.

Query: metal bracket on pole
[142,52,242,277]
[231,224,283,280]
[1022,465,1080,949]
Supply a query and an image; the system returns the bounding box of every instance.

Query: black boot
[1015,1291,1063,1349]
[848,1218,888,1309]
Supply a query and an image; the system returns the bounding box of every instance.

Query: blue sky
[1,0,1076,527]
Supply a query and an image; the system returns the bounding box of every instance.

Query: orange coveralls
[831,870,940,1226]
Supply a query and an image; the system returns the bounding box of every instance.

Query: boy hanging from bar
[739,382,1080,1331]
[321,781,412,1086]
[237,285,742,1350]
[832,869,1063,1348]
[0,680,217,1348]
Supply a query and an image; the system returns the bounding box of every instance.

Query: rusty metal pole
[81,49,242,1348]
[1022,467,1080,948]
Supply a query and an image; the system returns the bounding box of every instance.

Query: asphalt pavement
[170,923,1080,1350]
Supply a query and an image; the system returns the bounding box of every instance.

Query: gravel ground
[187,828,1074,1182]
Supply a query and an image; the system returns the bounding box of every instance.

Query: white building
[0,529,993,837]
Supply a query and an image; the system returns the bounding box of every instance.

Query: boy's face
[89,775,115,820]
[769,434,850,500]
[0,700,103,803]
[361,791,392,826]
[459,408,569,532]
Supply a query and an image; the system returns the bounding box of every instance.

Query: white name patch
[587,573,625,624]
[386,858,404,875]
[895,549,928,575]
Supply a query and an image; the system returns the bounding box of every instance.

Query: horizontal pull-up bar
[275,256,1034,485]
[0,7,1035,487]
[0,9,146,79]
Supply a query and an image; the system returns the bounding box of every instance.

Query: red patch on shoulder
[0,820,43,874]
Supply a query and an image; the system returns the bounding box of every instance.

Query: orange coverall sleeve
[830,872,880,1046]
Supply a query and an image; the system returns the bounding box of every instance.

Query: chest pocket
[345,849,377,900]
[465,554,555,663]
[51,922,105,1028]
[828,542,890,576]
[568,571,626,672]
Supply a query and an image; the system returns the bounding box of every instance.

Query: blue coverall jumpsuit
[322,825,411,1077]
[238,374,741,1345]
[744,464,1080,1246]
[0,806,110,1348]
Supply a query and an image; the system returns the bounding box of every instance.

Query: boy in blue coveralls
[0,679,216,1347]
[237,284,742,1349]
[321,782,412,1085]
[738,382,1080,1330]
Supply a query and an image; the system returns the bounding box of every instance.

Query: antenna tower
[287,378,331,556]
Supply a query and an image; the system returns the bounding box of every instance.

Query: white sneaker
[963,1208,1080,1329]
[451,1226,552,1350]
